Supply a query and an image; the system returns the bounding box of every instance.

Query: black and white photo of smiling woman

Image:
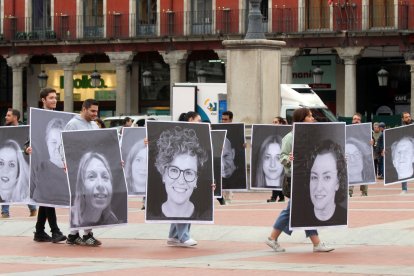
[146,121,213,223]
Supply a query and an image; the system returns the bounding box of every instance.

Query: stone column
[6,55,30,114]
[107,51,134,116]
[281,48,300,84]
[160,50,188,89]
[54,53,81,112]
[223,40,286,124]
[335,47,364,117]
[405,59,414,116]
[215,49,227,83]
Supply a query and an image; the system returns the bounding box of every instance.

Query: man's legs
[28,205,37,216]
[34,206,52,242]
[360,185,368,196]
[401,181,408,194]
[1,205,10,218]
[378,156,384,178]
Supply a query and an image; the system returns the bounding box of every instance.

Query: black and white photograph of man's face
[392,137,414,180]
[221,138,236,179]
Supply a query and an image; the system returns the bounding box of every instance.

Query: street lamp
[377,67,389,87]
[142,70,153,87]
[197,69,207,83]
[90,69,101,88]
[37,70,48,88]
[312,66,324,84]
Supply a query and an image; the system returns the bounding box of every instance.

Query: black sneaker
[33,231,52,242]
[66,233,86,245]
[52,231,67,243]
[267,198,276,203]
[83,233,102,246]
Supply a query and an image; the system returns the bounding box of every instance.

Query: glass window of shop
[139,61,170,114]
[187,60,225,83]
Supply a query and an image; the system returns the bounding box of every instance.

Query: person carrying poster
[29,88,67,243]
[265,108,334,253]
[64,99,102,246]
[400,112,412,194]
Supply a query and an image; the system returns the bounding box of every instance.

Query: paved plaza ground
[0,180,413,275]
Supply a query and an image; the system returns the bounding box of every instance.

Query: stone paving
[0,181,413,275]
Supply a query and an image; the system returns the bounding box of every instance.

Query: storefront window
[187,60,225,83]
[136,0,157,36]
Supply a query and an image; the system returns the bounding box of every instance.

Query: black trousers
[35,206,60,234]
[271,190,285,200]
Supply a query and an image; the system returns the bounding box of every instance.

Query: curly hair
[155,126,208,175]
[72,152,113,227]
[307,139,347,203]
[0,139,29,202]
[255,135,283,187]
[346,137,372,183]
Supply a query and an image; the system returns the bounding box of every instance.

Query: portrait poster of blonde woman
[29,108,75,207]
[145,121,214,223]
[121,127,147,196]
[290,123,348,229]
[62,128,127,230]
[0,126,30,205]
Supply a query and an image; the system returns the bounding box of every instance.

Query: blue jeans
[402,182,408,191]
[1,205,36,215]
[273,201,318,238]
[169,223,191,242]
[378,156,384,176]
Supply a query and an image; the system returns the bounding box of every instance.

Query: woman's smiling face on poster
[163,154,198,205]
[0,147,18,199]
[84,157,113,210]
[131,147,147,192]
[309,152,339,216]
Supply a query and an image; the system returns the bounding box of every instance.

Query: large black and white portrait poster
[250,124,291,190]
[146,121,214,224]
[29,108,75,207]
[121,127,147,196]
[211,130,227,198]
[211,123,247,190]
[0,126,30,205]
[346,123,376,186]
[384,124,414,185]
[62,128,128,230]
[290,123,348,229]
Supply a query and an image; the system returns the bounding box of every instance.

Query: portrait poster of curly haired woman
[62,128,127,230]
[145,121,214,223]
[290,123,348,230]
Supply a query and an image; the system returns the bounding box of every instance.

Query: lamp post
[244,0,265,39]
[197,69,207,83]
[90,70,101,88]
[312,66,324,84]
[377,67,389,87]
[37,70,48,88]
[142,70,153,87]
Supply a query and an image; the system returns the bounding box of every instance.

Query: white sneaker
[400,190,408,195]
[265,238,285,252]
[313,243,334,252]
[167,238,180,246]
[180,238,198,247]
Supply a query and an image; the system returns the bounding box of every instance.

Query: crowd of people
[0,87,412,253]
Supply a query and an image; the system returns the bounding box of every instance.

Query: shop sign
[60,75,108,89]
[394,95,410,104]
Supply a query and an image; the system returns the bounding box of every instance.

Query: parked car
[103,115,172,129]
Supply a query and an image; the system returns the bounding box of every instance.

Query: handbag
[282,176,291,198]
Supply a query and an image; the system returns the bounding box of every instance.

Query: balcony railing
[0,4,412,42]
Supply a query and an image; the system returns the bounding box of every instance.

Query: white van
[280,84,337,123]
[103,115,171,128]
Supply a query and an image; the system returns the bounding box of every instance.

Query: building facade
[0,0,413,121]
